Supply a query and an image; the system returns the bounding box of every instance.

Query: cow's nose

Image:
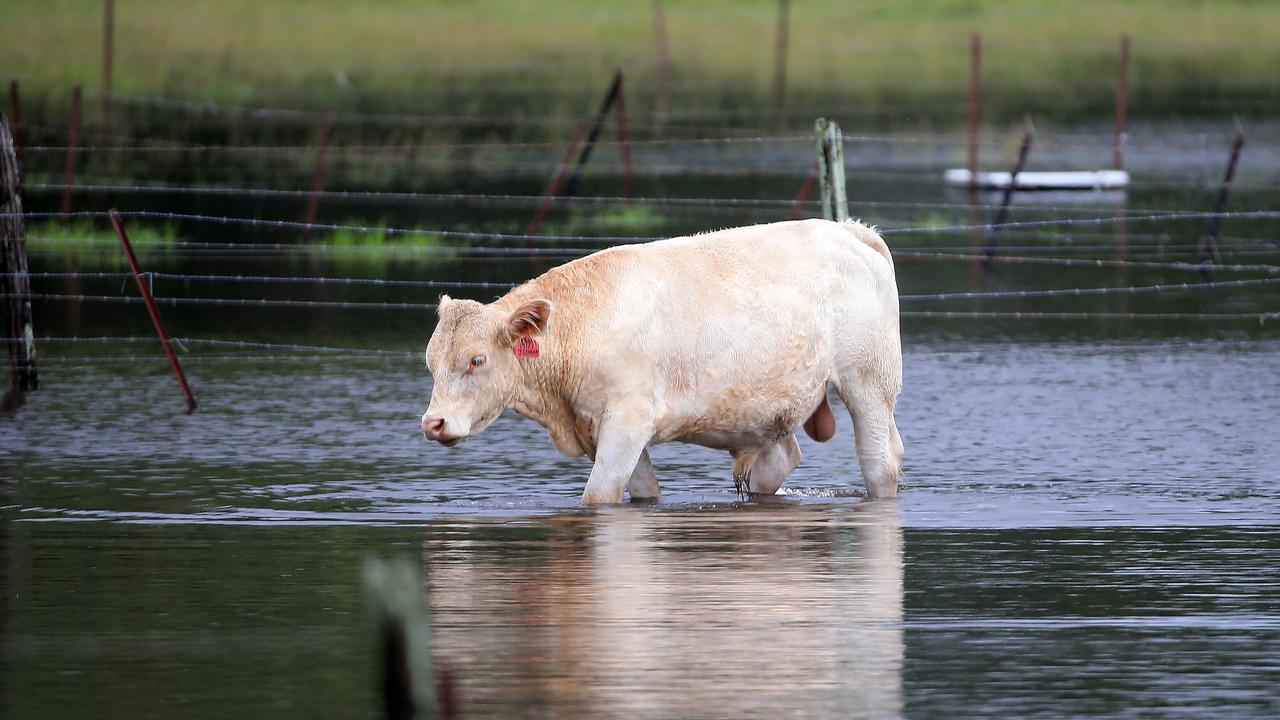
[422,415,447,440]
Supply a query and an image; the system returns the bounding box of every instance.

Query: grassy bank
[5,0,1280,126]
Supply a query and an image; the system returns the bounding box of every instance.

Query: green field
[4,0,1280,127]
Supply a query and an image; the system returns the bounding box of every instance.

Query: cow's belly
[655,374,827,451]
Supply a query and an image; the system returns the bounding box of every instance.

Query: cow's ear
[504,299,552,344]
[436,294,453,316]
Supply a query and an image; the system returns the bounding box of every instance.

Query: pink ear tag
[514,335,540,360]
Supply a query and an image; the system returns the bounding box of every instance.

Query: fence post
[7,81,22,192]
[814,118,848,222]
[562,69,624,198]
[982,123,1034,262]
[1113,34,1131,171]
[61,85,82,223]
[1197,127,1245,280]
[772,0,790,124]
[303,111,335,244]
[1,111,37,394]
[967,33,982,191]
[102,0,114,122]
[363,557,438,720]
[109,209,197,414]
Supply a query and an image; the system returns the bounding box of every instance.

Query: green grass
[5,0,1280,125]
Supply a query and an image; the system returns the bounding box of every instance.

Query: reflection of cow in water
[423,505,904,717]
[420,219,904,504]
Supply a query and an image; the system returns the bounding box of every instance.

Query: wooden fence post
[1197,126,1245,280]
[982,123,1034,262]
[1,111,37,394]
[814,118,848,222]
[363,557,438,720]
[562,69,624,198]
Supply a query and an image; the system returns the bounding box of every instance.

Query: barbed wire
[899,310,1278,321]
[24,181,1195,216]
[10,208,1280,244]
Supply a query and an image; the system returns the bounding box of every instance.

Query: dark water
[5,102,1280,718]
[4,340,1279,718]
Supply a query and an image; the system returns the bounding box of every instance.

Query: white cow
[421,218,904,505]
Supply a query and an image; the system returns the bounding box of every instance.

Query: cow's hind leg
[731,434,802,495]
[835,384,903,499]
[626,449,660,501]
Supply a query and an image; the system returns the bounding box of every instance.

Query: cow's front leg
[582,411,654,506]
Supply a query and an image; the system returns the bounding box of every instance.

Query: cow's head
[421,294,552,446]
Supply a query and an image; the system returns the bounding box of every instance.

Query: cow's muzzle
[421,415,460,447]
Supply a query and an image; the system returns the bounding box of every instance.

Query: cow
[420,218,903,505]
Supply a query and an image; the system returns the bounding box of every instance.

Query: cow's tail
[840,219,894,267]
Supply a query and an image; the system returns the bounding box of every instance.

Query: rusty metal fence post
[1113,34,1131,171]
[109,209,197,413]
[303,111,336,244]
[967,33,982,191]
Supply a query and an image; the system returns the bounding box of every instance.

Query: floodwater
[4,111,1280,717]
[3,339,1278,718]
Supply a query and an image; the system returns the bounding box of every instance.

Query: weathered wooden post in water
[814,118,848,222]
[982,123,1034,263]
[1,111,37,394]
[1197,126,1245,280]
[109,209,197,414]
[363,557,440,720]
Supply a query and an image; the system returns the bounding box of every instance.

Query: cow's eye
[469,355,486,370]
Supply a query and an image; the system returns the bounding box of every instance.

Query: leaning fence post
[1,110,37,394]
[60,85,82,223]
[303,110,335,244]
[562,69,624,198]
[363,557,438,720]
[1197,125,1245,280]
[814,118,848,222]
[109,209,197,414]
[982,122,1034,262]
